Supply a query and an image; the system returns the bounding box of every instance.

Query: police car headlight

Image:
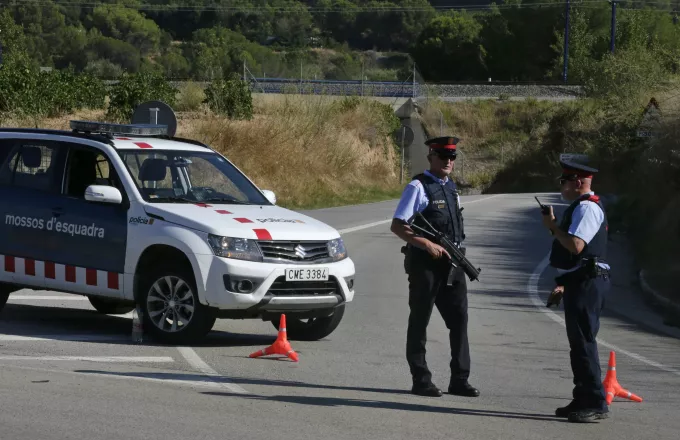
[327,238,348,261]
[208,235,263,262]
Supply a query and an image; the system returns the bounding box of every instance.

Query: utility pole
[412,63,416,99]
[361,61,364,96]
[563,0,570,83]
[400,126,405,184]
[610,3,616,53]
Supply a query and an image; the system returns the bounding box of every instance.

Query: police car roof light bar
[69,120,169,137]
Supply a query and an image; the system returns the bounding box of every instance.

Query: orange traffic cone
[249,314,299,362]
[602,351,642,404]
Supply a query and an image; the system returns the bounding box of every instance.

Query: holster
[401,245,411,274]
[554,258,608,286]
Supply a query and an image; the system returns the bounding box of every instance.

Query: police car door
[44,143,128,298]
[0,139,62,290]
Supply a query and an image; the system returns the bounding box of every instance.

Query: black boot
[568,408,609,423]
[411,382,443,397]
[555,400,582,418]
[447,381,480,397]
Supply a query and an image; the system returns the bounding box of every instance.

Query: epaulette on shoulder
[586,194,600,203]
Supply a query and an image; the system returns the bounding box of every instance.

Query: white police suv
[0,120,355,343]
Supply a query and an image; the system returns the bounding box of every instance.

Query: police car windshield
[118,150,270,205]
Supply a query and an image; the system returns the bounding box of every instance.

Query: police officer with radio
[540,155,611,423]
[390,136,479,398]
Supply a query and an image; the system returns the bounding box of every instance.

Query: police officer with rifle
[539,154,611,423]
[391,136,481,398]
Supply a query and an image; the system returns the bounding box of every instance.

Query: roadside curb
[638,269,680,328]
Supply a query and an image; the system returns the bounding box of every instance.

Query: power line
[3,0,678,14]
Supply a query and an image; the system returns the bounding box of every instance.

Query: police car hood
[143,204,340,240]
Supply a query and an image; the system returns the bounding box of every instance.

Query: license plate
[285,268,329,281]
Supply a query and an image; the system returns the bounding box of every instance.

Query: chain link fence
[242,57,419,99]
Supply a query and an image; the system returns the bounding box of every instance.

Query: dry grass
[184,95,402,208]
[419,97,562,189]
[1,95,403,209]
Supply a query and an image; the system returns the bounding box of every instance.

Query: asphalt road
[1,193,678,440]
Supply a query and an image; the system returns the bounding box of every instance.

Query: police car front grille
[268,276,339,296]
[257,241,330,264]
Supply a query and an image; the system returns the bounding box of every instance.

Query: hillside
[3,1,679,84]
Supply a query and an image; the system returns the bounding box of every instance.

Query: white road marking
[528,253,680,377]
[0,334,127,342]
[9,295,87,300]
[0,356,174,363]
[176,347,249,394]
[0,364,228,390]
[337,194,503,235]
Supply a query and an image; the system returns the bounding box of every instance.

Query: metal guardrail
[101,77,582,98]
[248,77,421,97]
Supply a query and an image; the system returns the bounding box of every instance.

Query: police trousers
[559,271,611,410]
[406,259,470,386]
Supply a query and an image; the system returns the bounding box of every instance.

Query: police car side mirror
[262,189,276,205]
[84,185,123,205]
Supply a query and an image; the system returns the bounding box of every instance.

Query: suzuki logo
[294,245,307,259]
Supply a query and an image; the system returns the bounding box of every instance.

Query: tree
[89,5,163,55]
[411,11,487,81]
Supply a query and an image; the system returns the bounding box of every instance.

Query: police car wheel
[139,265,216,344]
[88,296,136,315]
[271,304,345,341]
[0,290,10,311]
[0,284,18,311]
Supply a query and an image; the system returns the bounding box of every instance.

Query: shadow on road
[201,390,563,422]
[0,303,275,348]
[71,368,562,422]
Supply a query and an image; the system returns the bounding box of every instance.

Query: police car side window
[0,141,11,166]
[0,143,59,192]
[64,147,123,198]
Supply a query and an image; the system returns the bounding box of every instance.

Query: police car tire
[0,290,10,311]
[271,304,345,341]
[88,296,136,315]
[0,283,20,311]
[139,264,217,344]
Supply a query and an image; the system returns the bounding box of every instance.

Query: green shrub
[203,74,253,120]
[106,71,178,122]
[581,48,670,105]
[176,82,206,111]
[0,61,105,118]
[84,59,124,79]
[368,100,401,136]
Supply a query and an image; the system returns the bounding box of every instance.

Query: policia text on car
[539,154,611,424]
[390,136,480,398]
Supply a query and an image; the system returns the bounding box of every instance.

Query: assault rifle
[408,212,482,284]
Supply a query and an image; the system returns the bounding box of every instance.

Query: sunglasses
[436,154,456,161]
[559,175,579,185]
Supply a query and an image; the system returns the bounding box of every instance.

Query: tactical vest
[408,173,464,260]
[549,193,608,270]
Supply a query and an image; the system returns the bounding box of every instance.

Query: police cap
[425,136,460,157]
[558,153,598,180]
